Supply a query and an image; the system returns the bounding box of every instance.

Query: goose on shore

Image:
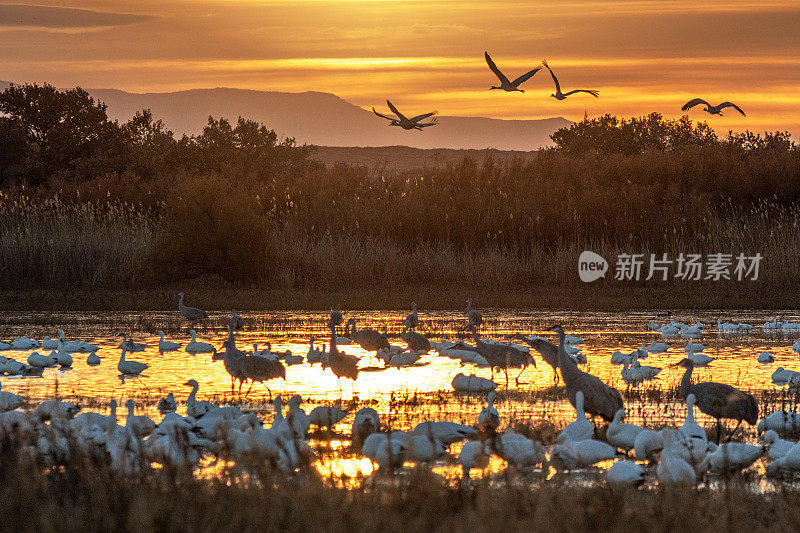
[484,51,541,92]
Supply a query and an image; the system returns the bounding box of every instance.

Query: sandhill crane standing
[405,302,419,330]
[466,298,483,330]
[212,342,247,395]
[484,51,541,92]
[241,345,286,399]
[401,324,431,353]
[178,292,208,325]
[677,358,758,443]
[346,318,390,353]
[454,325,533,387]
[681,98,745,117]
[511,334,560,383]
[329,309,344,331]
[229,310,244,331]
[373,100,437,130]
[542,60,599,100]
[326,326,359,395]
[550,326,623,421]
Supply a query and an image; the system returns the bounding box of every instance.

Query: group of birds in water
[2,295,800,484]
[372,52,746,131]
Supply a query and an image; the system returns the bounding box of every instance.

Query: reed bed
[2,139,800,309]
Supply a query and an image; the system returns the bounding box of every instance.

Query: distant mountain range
[0,81,571,150]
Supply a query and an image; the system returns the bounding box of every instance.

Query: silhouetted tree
[0,83,125,186]
[550,112,718,156]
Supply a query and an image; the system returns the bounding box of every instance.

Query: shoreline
[0,284,796,312]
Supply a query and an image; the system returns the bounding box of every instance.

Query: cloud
[0,4,154,32]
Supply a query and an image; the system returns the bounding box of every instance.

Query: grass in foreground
[1,440,800,533]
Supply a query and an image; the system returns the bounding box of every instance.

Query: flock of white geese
[2,296,800,485]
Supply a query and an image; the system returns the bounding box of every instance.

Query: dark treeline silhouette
[1,83,799,289]
[0,83,310,189]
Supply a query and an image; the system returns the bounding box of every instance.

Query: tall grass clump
[0,193,155,288]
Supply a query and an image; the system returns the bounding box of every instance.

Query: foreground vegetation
[1,440,799,533]
[1,83,800,309]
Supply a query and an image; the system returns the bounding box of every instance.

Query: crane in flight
[484,51,541,93]
[373,100,437,130]
[542,60,599,100]
[681,98,746,117]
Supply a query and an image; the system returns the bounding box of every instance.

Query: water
[2,309,799,481]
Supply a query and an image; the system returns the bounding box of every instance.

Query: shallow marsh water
[2,309,800,483]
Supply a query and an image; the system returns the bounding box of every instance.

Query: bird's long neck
[330,330,339,356]
[189,383,198,402]
[555,330,579,379]
[680,365,694,397]
[107,402,117,437]
[685,398,696,424]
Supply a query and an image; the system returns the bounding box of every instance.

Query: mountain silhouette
[0,81,570,150]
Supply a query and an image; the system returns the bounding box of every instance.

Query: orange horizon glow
[2,0,800,136]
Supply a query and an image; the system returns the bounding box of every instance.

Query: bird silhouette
[484,52,541,92]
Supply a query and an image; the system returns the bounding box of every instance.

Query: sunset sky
[2,1,800,135]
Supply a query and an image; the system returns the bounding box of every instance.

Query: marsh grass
[2,436,800,532]
[2,147,800,310]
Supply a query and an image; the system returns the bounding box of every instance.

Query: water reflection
[2,309,800,482]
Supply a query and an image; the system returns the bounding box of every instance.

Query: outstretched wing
[386,99,409,121]
[511,66,541,88]
[541,59,561,93]
[681,98,710,112]
[373,107,396,121]
[409,110,438,123]
[563,89,599,97]
[415,120,437,128]
[718,101,746,116]
[485,51,511,85]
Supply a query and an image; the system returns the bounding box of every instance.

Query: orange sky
[2,0,800,134]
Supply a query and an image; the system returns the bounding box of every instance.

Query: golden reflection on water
[2,309,800,482]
